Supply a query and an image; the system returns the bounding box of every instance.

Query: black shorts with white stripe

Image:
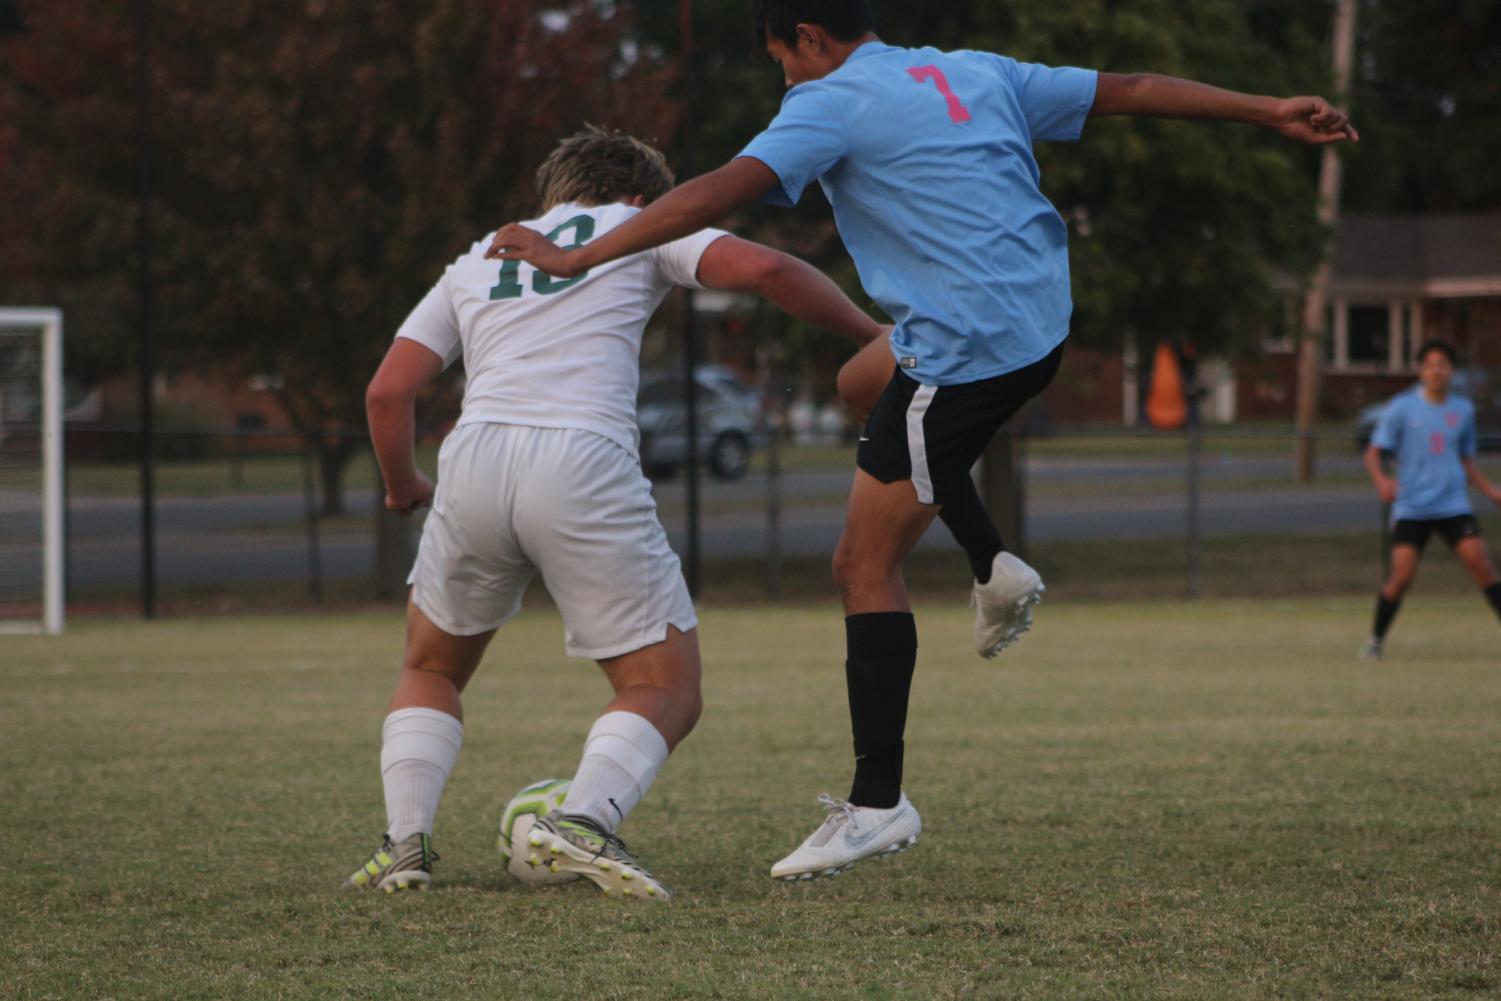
[856,340,1065,506]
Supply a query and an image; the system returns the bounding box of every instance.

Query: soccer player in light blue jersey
[1361,340,1501,661]
[489,0,1358,881]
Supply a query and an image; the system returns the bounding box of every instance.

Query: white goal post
[0,308,64,635]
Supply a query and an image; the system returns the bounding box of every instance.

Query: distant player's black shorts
[856,340,1065,505]
[1391,515,1482,552]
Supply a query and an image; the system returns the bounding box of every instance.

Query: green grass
[3,599,1499,999]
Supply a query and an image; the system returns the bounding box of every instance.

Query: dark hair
[751,0,877,48]
[1416,339,1457,365]
[535,126,674,210]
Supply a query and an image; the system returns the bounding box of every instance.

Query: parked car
[636,366,765,481]
[1353,368,1501,451]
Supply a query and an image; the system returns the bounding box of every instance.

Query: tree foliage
[0,0,679,508]
[1342,0,1501,213]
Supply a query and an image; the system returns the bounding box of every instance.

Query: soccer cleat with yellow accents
[525,813,670,901]
[345,833,437,893]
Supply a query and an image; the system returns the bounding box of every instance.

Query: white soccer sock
[380,707,463,842]
[561,711,670,834]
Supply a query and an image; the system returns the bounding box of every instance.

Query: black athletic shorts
[856,340,1065,505]
[1391,515,1482,552]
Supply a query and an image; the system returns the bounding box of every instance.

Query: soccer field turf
[3,598,1497,1000]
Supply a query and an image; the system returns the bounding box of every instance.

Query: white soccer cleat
[972,551,1045,659]
[1359,637,1384,662]
[770,793,921,882]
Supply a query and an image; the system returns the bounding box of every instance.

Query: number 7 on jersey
[907,65,972,124]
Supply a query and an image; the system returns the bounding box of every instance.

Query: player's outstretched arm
[485,158,780,278]
[366,338,444,515]
[1090,72,1358,145]
[1364,444,1399,504]
[695,236,885,346]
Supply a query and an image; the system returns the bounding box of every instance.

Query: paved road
[0,452,1407,597]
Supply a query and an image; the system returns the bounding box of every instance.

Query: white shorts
[408,423,697,660]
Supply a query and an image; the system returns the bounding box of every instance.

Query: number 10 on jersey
[489,214,596,300]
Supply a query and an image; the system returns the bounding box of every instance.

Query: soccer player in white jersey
[488,0,1356,882]
[346,127,885,899]
[1361,340,1501,660]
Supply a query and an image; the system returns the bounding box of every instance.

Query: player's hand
[484,222,584,278]
[1376,476,1398,505]
[1269,97,1359,145]
[386,472,435,516]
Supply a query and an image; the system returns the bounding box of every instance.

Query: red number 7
[907,65,972,124]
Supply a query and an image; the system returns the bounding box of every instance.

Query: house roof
[1333,212,1501,298]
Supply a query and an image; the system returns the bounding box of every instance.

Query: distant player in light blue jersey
[489,0,1358,881]
[1361,340,1501,660]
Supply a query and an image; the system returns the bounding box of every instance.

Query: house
[1236,211,1501,421]
[1042,212,1501,426]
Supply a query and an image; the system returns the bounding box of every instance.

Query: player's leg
[518,627,701,901]
[836,331,894,424]
[1452,528,1501,623]
[839,335,1007,585]
[510,428,698,898]
[931,345,1064,657]
[349,606,495,892]
[563,626,703,832]
[349,424,533,892]
[1364,528,1423,660]
[770,470,934,881]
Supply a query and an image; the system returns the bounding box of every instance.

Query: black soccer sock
[1372,594,1402,640]
[845,612,918,809]
[1485,583,1501,623]
[938,479,1004,584]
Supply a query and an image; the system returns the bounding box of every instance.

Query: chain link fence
[7,422,1498,618]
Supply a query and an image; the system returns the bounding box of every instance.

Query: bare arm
[1091,72,1359,145]
[366,338,445,514]
[1364,444,1399,504]
[1463,455,1501,507]
[694,236,884,346]
[485,158,780,278]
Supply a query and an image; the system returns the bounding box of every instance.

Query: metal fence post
[300,436,324,603]
[1185,415,1203,598]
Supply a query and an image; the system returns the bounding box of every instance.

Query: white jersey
[394,201,729,456]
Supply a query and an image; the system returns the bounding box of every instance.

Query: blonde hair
[536,126,675,211]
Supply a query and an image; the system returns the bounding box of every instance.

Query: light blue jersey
[1371,389,1477,521]
[738,42,1097,386]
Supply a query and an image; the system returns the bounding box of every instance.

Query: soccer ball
[498,778,579,886]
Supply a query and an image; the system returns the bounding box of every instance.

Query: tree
[1342,0,1501,213]
[0,0,680,512]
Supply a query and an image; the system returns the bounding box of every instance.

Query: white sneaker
[972,551,1045,659]
[770,793,921,881]
[1359,637,1383,661]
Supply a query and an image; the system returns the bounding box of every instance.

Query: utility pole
[1293,0,1357,483]
[136,0,157,617]
[678,0,701,597]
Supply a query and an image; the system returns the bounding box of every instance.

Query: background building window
[1347,305,1391,367]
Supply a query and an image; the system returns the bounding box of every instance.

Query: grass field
[3,599,1499,1000]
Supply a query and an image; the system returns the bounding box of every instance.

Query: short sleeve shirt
[395,202,728,456]
[1370,389,1477,521]
[738,43,1097,386]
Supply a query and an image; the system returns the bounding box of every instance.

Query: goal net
[0,308,64,634]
